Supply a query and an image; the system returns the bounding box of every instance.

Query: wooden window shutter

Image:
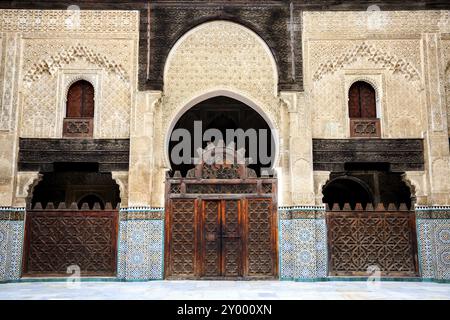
[348,81,376,119]
[66,80,94,118]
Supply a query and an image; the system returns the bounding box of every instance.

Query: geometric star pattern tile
[279,208,328,281]
[117,210,164,281]
[416,207,450,281]
[0,213,25,282]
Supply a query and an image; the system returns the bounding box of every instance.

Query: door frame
[164,180,278,280]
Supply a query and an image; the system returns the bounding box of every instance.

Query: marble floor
[0,280,449,300]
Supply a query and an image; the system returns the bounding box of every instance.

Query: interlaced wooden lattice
[223,200,241,277]
[327,206,419,277]
[23,209,118,276]
[203,201,220,277]
[248,199,273,276]
[169,199,196,276]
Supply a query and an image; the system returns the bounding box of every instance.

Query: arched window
[63,80,94,138]
[348,81,376,118]
[348,81,380,137]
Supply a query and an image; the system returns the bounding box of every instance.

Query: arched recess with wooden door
[323,173,419,277]
[164,96,278,280]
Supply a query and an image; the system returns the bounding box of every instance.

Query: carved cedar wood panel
[23,210,118,276]
[223,200,241,277]
[247,199,274,276]
[327,211,419,277]
[168,199,196,277]
[203,200,221,277]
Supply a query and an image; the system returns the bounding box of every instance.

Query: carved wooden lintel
[18,138,130,172]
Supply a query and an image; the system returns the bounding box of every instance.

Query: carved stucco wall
[162,21,279,129]
[303,11,432,139]
[0,10,140,139]
[128,21,292,207]
[161,20,283,182]
[0,10,139,206]
[304,10,450,204]
[444,36,450,137]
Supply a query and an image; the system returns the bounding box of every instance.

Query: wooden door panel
[348,81,376,119]
[247,199,274,277]
[202,200,221,277]
[66,80,95,118]
[360,84,376,118]
[349,84,362,118]
[168,199,196,277]
[222,200,242,277]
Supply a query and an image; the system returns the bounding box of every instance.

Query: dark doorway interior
[169,96,275,177]
[31,162,121,209]
[322,170,413,209]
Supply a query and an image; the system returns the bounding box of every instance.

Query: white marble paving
[0,281,449,300]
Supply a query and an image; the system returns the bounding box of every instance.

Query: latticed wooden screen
[167,199,196,277]
[23,210,118,276]
[247,199,274,276]
[327,209,419,277]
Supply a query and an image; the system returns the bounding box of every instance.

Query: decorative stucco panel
[163,21,280,128]
[0,10,139,139]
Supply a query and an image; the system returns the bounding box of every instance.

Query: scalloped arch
[23,44,129,84]
[313,42,421,83]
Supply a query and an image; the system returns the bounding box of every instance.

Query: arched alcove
[168,96,276,177]
[31,163,121,209]
[322,176,374,209]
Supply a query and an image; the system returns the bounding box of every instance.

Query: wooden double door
[165,197,277,280]
[202,199,243,278]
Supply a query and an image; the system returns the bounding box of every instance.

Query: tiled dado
[279,206,328,281]
[0,207,25,282]
[416,206,450,281]
[117,208,164,281]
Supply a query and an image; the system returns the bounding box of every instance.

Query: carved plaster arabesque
[14,171,42,207]
[402,171,428,205]
[112,171,129,208]
[314,171,331,205]
[313,42,421,84]
[0,10,139,34]
[23,44,129,85]
[162,20,279,132]
[11,10,140,140]
[20,38,136,139]
[0,34,18,131]
[303,11,444,38]
[308,40,425,139]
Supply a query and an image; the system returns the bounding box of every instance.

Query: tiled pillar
[279,206,327,281]
[416,206,450,281]
[117,208,164,281]
[0,208,25,282]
